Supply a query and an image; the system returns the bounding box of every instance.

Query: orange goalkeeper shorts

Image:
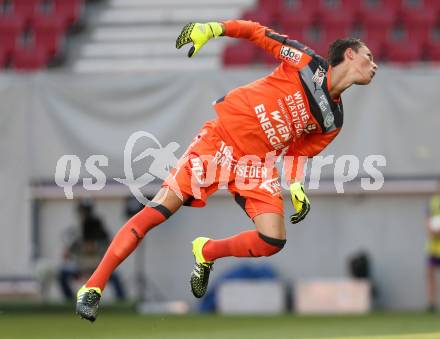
[163,121,284,219]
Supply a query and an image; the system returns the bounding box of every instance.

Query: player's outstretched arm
[176,20,312,66]
[176,22,224,58]
[222,20,312,66]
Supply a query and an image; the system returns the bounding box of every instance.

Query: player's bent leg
[151,187,189,213]
[253,212,286,240]
[77,187,186,322]
[201,212,286,261]
[189,213,286,298]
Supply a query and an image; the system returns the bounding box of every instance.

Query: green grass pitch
[1,309,440,339]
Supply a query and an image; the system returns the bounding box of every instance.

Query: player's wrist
[289,182,302,192]
[207,22,224,38]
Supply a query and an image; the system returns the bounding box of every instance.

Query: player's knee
[256,232,286,257]
[131,205,172,238]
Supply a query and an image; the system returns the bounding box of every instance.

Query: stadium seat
[377,0,402,13]
[303,28,329,58]
[384,38,423,63]
[360,7,396,46]
[307,41,328,58]
[256,0,283,19]
[283,0,319,15]
[241,7,273,27]
[0,14,26,55]
[320,10,354,41]
[0,47,8,68]
[279,7,314,39]
[52,0,84,28]
[11,0,42,24]
[425,38,440,61]
[340,0,362,17]
[315,0,361,17]
[223,42,258,66]
[12,45,48,71]
[424,0,440,13]
[400,6,437,45]
[31,14,64,56]
[0,0,6,13]
[302,24,341,57]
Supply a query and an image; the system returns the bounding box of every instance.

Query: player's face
[351,45,378,85]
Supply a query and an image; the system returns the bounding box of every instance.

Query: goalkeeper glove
[290,182,311,224]
[176,22,224,58]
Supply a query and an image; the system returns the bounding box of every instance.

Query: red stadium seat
[425,32,440,61]
[280,0,321,17]
[0,0,6,12]
[279,8,314,39]
[400,7,437,45]
[31,14,64,56]
[11,0,42,23]
[307,40,328,58]
[425,40,440,61]
[360,0,401,15]
[12,45,48,71]
[316,0,361,17]
[424,0,440,13]
[281,0,318,15]
[340,0,362,17]
[377,0,402,13]
[256,0,283,19]
[223,42,258,66]
[0,47,8,68]
[303,28,329,57]
[241,8,273,27]
[360,7,396,45]
[0,14,26,55]
[384,38,423,63]
[52,0,84,28]
[320,10,354,41]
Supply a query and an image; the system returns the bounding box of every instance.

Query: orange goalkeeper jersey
[212,20,344,179]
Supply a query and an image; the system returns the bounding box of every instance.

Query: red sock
[202,230,285,261]
[86,206,169,291]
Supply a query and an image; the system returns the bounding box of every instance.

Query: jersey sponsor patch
[312,65,326,87]
[279,46,303,64]
[189,156,205,184]
[324,112,335,128]
[304,123,317,134]
[259,177,282,196]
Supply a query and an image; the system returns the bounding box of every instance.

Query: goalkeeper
[76,20,378,321]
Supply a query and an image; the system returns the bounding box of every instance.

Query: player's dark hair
[328,38,365,67]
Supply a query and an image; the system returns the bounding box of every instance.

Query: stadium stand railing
[72,0,255,72]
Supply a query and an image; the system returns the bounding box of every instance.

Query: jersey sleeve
[283,129,340,183]
[223,20,313,68]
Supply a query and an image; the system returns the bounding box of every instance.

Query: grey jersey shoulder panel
[298,56,344,133]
